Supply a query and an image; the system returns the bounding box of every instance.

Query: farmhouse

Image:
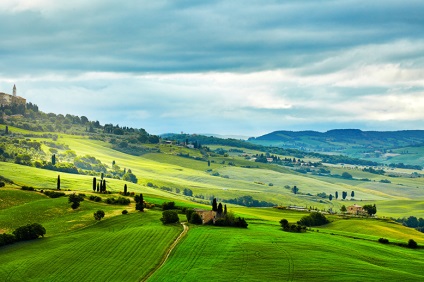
[347,204,364,215]
[193,208,216,224]
[0,85,26,106]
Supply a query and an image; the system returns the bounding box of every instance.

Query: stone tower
[13,84,16,97]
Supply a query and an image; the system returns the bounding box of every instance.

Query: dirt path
[141,222,189,282]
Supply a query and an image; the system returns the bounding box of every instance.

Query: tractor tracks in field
[141,222,189,282]
[272,240,295,282]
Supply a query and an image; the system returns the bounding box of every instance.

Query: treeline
[396,216,424,233]
[223,195,275,207]
[0,223,46,248]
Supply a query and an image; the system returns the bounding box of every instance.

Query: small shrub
[162,201,176,210]
[122,210,128,215]
[44,190,66,198]
[160,210,179,224]
[0,181,6,188]
[89,195,102,202]
[268,183,273,186]
[408,239,418,249]
[94,210,105,221]
[105,197,130,205]
[21,186,35,191]
[378,238,389,244]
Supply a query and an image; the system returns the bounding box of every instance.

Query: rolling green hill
[1,107,424,281]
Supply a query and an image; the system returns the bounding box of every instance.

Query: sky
[1,0,423,137]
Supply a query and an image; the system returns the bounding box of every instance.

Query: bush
[105,197,130,205]
[68,193,84,209]
[0,181,5,188]
[378,238,389,244]
[44,190,66,198]
[408,239,418,249]
[0,233,16,247]
[21,186,35,191]
[162,201,176,210]
[122,210,128,215]
[189,212,203,225]
[94,210,105,220]
[160,210,179,224]
[89,195,102,202]
[298,212,329,227]
[13,223,46,241]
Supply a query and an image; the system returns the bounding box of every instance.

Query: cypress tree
[5,125,8,134]
[92,177,96,192]
[212,198,218,212]
[52,154,56,165]
[208,160,210,167]
[224,204,227,215]
[57,175,60,190]
[124,184,127,195]
[335,191,338,200]
[96,183,100,192]
[102,179,106,193]
[217,203,223,215]
[351,191,355,198]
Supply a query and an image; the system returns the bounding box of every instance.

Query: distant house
[193,208,216,224]
[165,140,173,145]
[186,144,194,149]
[266,158,273,163]
[347,204,364,215]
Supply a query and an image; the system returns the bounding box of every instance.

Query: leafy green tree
[298,212,329,227]
[57,175,60,190]
[160,210,179,224]
[363,204,377,216]
[123,172,138,184]
[94,210,105,221]
[190,212,203,224]
[68,193,84,209]
[340,205,347,212]
[292,186,299,194]
[280,219,289,230]
[13,223,46,241]
[342,172,353,179]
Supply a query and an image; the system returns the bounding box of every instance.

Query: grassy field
[149,220,424,281]
[2,129,424,281]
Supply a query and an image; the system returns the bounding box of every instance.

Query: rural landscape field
[1,106,424,281]
[2,1,424,281]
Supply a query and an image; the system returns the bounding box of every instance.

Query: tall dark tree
[224,204,227,215]
[329,194,333,201]
[92,177,96,192]
[212,198,218,212]
[52,154,56,165]
[217,203,223,215]
[351,191,355,198]
[342,191,347,200]
[292,186,299,194]
[124,184,128,195]
[68,193,84,209]
[57,175,60,190]
[101,172,104,180]
[135,193,144,212]
[208,160,211,167]
[5,125,8,134]
[102,179,106,193]
[335,191,338,200]
[96,183,100,192]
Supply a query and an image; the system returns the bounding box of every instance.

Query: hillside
[250,129,424,167]
[1,105,424,281]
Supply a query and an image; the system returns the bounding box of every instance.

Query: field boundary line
[142,222,189,282]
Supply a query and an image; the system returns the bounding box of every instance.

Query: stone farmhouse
[193,208,217,224]
[347,204,364,215]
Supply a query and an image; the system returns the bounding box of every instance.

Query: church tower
[13,84,16,97]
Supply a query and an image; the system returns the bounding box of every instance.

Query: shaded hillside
[250,129,424,167]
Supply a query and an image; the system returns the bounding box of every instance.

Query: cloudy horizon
[1,0,423,137]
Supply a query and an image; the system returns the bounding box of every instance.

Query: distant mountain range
[249,129,424,166]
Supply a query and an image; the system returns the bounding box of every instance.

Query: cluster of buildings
[0,85,26,106]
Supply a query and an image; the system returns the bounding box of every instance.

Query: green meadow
[1,128,424,281]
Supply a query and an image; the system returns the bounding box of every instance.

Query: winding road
[141,222,189,282]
